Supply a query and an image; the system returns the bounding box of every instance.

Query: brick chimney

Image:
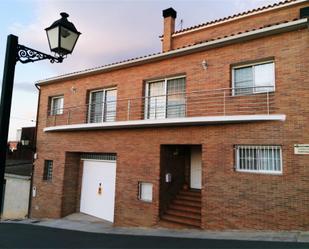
[162,8,177,52]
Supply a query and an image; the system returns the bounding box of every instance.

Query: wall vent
[81,153,117,161]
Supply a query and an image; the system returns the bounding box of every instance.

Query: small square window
[138,182,153,202]
[43,160,53,181]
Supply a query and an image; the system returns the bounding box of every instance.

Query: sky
[0,0,280,140]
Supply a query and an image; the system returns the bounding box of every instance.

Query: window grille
[235,145,282,174]
[81,153,117,161]
[43,160,53,180]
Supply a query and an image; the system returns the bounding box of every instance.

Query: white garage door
[80,159,116,222]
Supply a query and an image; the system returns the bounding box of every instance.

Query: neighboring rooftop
[5,160,32,177]
[169,0,306,36]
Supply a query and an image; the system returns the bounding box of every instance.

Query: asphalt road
[0,223,308,249]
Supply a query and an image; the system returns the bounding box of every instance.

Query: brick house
[31,0,309,230]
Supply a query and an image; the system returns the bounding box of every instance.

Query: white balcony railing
[46,86,276,127]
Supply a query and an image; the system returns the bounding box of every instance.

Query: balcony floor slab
[44,114,286,132]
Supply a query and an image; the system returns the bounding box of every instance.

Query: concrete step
[173,199,202,208]
[179,190,201,197]
[169,203,201,214]
[176,195,201,202]
[161,214,201,228]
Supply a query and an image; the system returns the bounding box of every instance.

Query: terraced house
[31,0,309,230]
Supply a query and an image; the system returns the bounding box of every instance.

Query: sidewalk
[3,213,309,243]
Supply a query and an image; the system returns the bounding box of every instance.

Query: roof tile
[164,0,298,36]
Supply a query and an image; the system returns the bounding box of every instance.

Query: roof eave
[37,18,308,86]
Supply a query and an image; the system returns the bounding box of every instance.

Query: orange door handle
[98,182,102,195]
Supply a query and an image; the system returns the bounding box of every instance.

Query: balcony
[44,86,285,132]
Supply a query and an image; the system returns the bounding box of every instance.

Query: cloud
[13,81,37,92]
[8,0,280,76]
[9,0,163,75]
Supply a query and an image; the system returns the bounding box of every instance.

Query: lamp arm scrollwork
[16,45,63,64]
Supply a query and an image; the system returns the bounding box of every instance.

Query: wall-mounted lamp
[202,60,208,70]
[21,139,30,146]
[71,86,77,94]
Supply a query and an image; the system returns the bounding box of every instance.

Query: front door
[190,147,202,189]
[80,160,116,222]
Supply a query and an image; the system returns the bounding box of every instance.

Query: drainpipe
[27,83,40,218]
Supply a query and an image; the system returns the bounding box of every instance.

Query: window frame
[43,160,53,181]
[232,60,275,96]
[144,75,186,119]
[87,87,117,123]
[235,145,283,175]
[50,95,64,116]
[138,182,153,203]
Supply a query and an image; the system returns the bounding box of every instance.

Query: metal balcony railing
[46,86,276,127]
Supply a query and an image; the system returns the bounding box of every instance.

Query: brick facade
[31,1,309,230]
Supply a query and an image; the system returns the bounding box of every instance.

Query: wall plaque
[294,144,309,154]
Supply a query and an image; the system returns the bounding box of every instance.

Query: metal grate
[235,145,282,174]
[81,153,117,161]
[43,160,53,180]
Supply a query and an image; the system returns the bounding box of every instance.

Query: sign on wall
[294,144,309,155]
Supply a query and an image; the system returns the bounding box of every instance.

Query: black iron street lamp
[0,13,81,215]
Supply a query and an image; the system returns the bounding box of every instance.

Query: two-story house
[31,0,309,230]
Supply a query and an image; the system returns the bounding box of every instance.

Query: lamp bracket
[16,44,63,64]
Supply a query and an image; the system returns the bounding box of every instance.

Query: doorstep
[2,213,309,243]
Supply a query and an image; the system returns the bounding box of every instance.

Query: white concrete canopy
[44,114,286,132]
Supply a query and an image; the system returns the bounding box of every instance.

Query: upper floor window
[232,61,275,95]
[50,96,64,115]
[88,88,117,123]
[145,76,186,119]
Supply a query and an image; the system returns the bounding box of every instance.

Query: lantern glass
[46,26,59,50]
[21,140,30,146]
[60,26,79,53]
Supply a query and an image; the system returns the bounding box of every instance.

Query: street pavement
[0,223,309,249]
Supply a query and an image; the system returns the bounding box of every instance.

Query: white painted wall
[2,174,31,219]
